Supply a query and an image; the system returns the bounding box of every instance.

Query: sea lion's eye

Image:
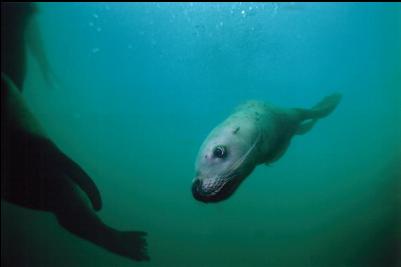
[213,145,227,158]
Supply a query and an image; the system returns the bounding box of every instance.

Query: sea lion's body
[214,101,300,165]
[192,94,342,203]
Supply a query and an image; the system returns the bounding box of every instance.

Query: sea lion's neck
[2,74,46,138]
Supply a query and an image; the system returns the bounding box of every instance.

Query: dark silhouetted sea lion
[1,2,148,261]
[1,74,149,261]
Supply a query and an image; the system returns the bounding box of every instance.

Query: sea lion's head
[192,124,260,203]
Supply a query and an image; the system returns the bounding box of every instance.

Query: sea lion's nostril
[191,179,209,202]
[191,179,201,195]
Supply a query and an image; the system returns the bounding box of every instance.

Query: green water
[2,3,401,267]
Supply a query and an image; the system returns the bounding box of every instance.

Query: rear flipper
[295,93,342,135]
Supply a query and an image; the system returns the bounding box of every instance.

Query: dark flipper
[3,128,102,212]
[113,231,150,261]
[42,139,103,211]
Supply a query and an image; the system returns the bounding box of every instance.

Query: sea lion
[192,93,342,203]
[1,74,149,261]
[2,2,148,261]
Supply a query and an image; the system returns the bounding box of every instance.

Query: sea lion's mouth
[191,172,242,203]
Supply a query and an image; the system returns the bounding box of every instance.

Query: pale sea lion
[192,93,342,203]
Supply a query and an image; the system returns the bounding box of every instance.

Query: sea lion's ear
[232,126,240,134]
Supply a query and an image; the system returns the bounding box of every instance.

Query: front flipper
[113,231,150,261]
[3,129,103,211]
[41,138,103,211]
[264,139,291,165]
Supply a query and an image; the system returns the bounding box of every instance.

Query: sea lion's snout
[191,179,209,202]
[191,177,223,203]
[192,176,239,203]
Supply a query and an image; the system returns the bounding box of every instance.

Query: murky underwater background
[1,2,401,267]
